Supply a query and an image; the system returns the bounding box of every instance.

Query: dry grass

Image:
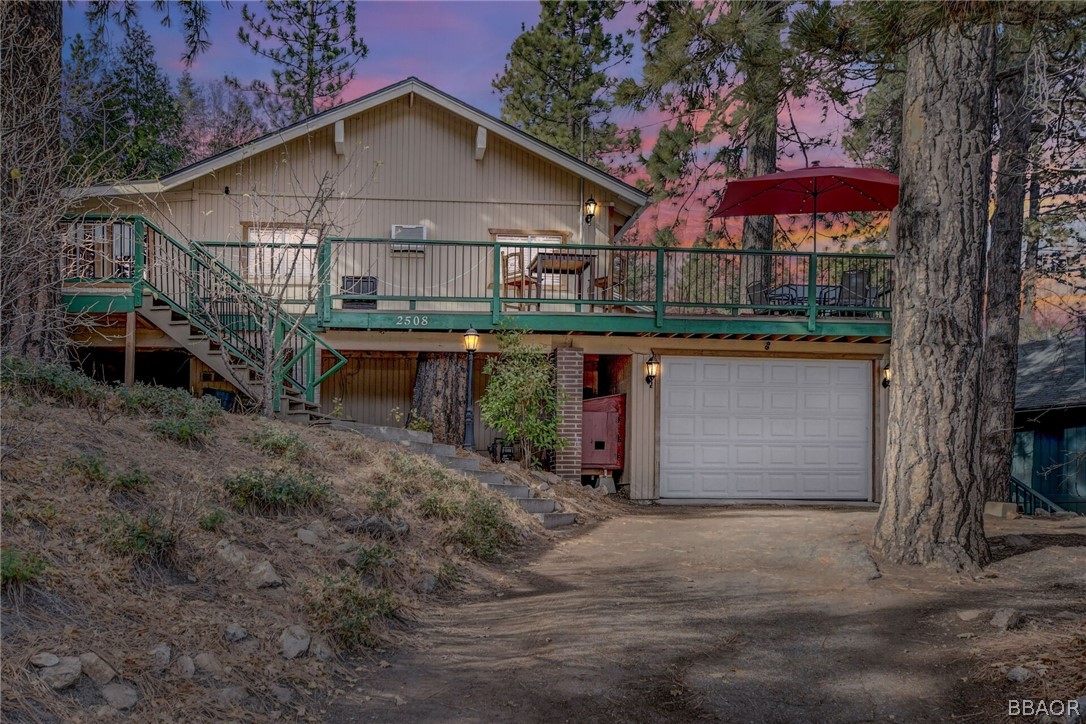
[0,376,559,722]
[972,617,1086,711]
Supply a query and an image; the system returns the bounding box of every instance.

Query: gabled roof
[1016,335,1086,411]
[82,77,650,208]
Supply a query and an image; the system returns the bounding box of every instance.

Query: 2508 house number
[395,315,429,327]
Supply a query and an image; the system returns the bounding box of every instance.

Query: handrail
[1008,476,1067,516]
[61,214,348,409]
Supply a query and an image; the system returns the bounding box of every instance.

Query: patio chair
[747,280,791,315]
[500,250,539,310]
[839,270,873,316]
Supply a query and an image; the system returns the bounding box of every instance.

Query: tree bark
[411,353,467,445]
[0,0,67,361]
[981,30,1032,503]
[873,23,996,571]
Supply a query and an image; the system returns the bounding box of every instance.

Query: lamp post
[463,329,480,450]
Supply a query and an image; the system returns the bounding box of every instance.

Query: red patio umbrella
[709,164,899,252]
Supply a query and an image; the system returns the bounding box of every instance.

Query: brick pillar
[554,347,584,482]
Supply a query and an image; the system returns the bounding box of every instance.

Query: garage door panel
[660,357,872,500]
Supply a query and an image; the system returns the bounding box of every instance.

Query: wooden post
[124,311,136,387]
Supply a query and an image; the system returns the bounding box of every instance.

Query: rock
[334,542,359,554]
[417,574,438,594]
[538,482,550,492]
[991,608,1023,631]
[173,655,195,679]
[595,476,617,494]
[335,554,356,571]
[589,484,606,496]
[297,528,320,546]
[215,538,248,566]
[531,470,561,485]
[224,624,248,642]
[268,684,293,705]
[307,520,329,538]
[79,652,117,685]
[214,686,249,707]
[149,643,171,673]
[309,636,333,661]
[1006,666,1033,683]
[957,609,984,622]
[30,653,59,667]
[38,657,82,689]
[194,652,224,676]
[100,682,138,710]
[248,560,283,589]
[1069,696,1086,724]
[984,501,1019,519]
[1003,534,1031,548]
[279,625,310,659]
[346,515,410,540]
[94,706,119,719]
[1034,508,1052,518]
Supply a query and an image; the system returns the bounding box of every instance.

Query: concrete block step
[328,421,433,445]
[486,483,531,499]
[467,470,507,486]
[399,440,457,458]
[516,497,555,514]
[433,455,481,472]
[536,512,576,529]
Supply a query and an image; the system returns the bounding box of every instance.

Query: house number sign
[395,315,429,327]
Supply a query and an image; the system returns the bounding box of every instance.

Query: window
[244,226,317,283]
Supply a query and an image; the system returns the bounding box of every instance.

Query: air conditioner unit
[390,224,426,253]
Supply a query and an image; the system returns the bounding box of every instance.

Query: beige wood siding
[320,352,417,426]
[627,352,658,500]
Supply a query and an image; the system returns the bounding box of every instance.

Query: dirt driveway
[329,507,1086,723]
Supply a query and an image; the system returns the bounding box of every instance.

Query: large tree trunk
[0,1,67,361]
[411,353,467,445]
[873,23,996,571]
[981,31,1032,503]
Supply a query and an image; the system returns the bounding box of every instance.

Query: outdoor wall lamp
[584,197,597,225]
[645,353,660,388]
[882,364,892,388]
[463,329,480,450]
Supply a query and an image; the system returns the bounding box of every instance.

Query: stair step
[536,512,576,529]
[486,483,530,499]
[516,497,555,514]
[398,440,457,458]
[467,470,506,486]
[328,421,433,445]
[432,456,481,472]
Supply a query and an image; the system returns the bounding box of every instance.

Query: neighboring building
[62,77,894,504]
[1013,336,1086,513]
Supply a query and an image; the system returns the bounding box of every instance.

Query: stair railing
[1008,475,1067,516]
[62,214,347,410]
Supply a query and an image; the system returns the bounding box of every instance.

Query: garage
[659,357,873,500]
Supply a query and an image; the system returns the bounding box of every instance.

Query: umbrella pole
[812,192,818,256]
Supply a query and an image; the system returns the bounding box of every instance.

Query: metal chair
[839,270,873,315]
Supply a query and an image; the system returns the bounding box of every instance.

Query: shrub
[119,384,222,420]
[354,543,395,576]
[199,508,227,531]
[111,468,152,491]
[245,424,308,461]
[150,414,214,447]
[368,489,400,513]
[102,512,177,564]
[452,492,516,561]
[0,357,108,407]
[1,548,45,587]
[223,469,331,514]
[304,574,399,650]
[405,409,432,433]
[418,491,460,521]
[65,452,111,484]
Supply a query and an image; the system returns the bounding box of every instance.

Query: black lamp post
[463,328,479,450]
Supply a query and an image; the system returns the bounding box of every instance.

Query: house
[62,77,894,504]
[1013,335,1086,513]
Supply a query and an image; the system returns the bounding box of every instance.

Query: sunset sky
[63,1,863,245]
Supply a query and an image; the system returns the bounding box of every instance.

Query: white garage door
[659,357,872,500]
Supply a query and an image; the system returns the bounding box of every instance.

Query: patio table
[529,251,596,303]
[769,283,843,307]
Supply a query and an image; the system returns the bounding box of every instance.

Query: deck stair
[100,215,348,423]
[330,421,576,529]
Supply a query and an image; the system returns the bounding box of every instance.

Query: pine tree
[492,0,638,170]
[232,0,368,125]
[62,33,117,179]
[205,82,269,155]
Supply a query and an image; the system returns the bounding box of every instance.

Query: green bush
[150,414,215,447]
[223,469,331,514]
[102,512,177,564]
[368,489,400,513]
[65,452,111,484]
[119,384,222,420]
[417,491,461,521]
[304,574,399,650]
[452,492,516,561]
[1,548,45,587]
[111,468,152,491]
[199,508,228,531]
[0,357,109,407]
[354,543,395,576]
[405,410,432,433]
[244,424,308,461]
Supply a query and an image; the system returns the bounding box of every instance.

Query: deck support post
[124,311,136,387]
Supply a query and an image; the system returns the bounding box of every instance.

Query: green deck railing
[61,214,347,409]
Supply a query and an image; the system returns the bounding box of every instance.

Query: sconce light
[584,197,597,225]
[463,328,480,353]
[881,364,892,388]
[645,353,660,388]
